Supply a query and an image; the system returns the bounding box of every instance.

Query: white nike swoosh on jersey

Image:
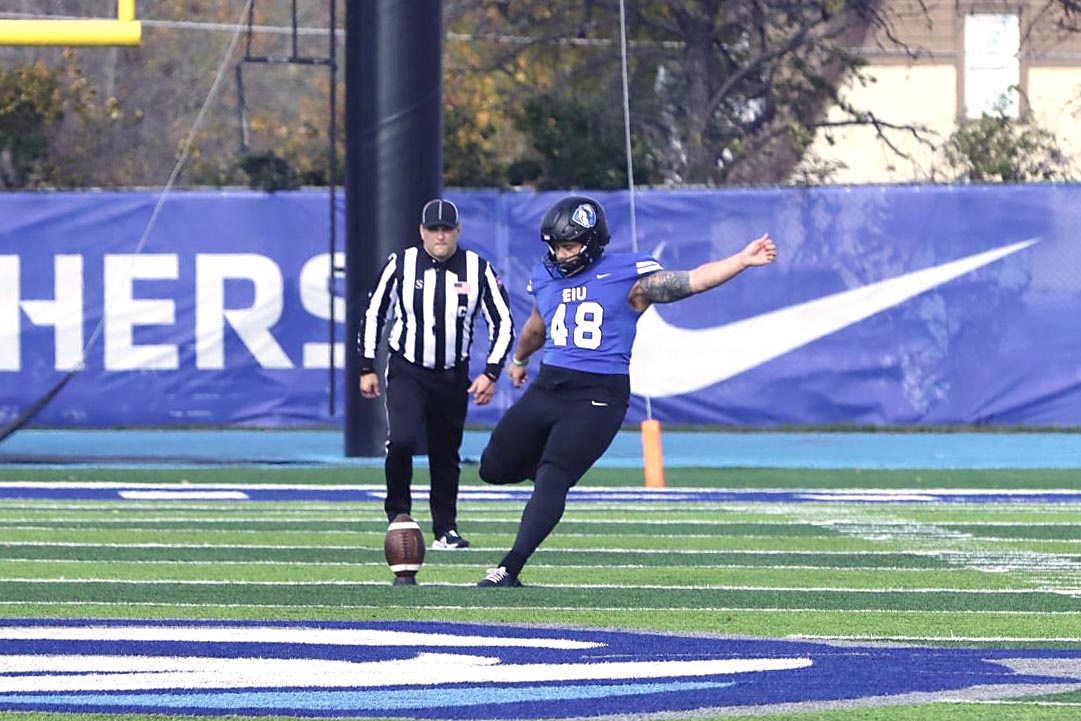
[591,400,609,407]
[597,273,612,279]
[629,238,1037,397]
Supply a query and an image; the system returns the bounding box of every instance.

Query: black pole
[327,0,338,417]
[344,0,444,456]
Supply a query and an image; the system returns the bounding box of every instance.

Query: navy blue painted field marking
[2,483,1081,504]
[0,619,1079,719]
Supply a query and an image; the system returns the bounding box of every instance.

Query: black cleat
[477,566,522,587]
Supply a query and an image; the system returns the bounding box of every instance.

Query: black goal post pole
[344,0,444,456]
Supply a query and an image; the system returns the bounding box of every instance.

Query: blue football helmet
[540,196,610,278]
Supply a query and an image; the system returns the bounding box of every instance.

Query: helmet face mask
[540,196,610,278]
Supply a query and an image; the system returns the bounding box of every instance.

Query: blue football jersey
[528,251,664,375]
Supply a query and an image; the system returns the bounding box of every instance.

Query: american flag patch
[454,281,470,294]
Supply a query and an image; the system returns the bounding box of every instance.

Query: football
[384,513,425,585]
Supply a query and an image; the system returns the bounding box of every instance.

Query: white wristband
[511,357,528,368]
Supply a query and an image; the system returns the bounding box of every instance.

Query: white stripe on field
[0,541,1061,556]
[4,515,1080,527]
[949,701,1081,707]
[0,516,897,525]
[793,634,1081,643]
[117,491,250,500]
[4,527,862,540]
[3,559,1006,572]
[0,577,1067,594]
[0,600,1077,616]
[3,482,1080,496]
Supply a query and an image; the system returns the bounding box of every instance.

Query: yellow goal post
[0,0,141,46]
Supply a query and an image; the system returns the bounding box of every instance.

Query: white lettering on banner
[195,254,293,370]
[0,255,18,370]
[27,255,85,370]
[0,252,347,372]
[0,255,85,371]
[104,254,178,371]
[299,252,345,369]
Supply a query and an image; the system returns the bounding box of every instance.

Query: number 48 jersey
[529,251,663,375]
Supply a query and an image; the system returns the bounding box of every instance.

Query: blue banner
[1,186,1078,428]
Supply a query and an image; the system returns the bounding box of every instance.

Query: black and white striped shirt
[359,246,514,378]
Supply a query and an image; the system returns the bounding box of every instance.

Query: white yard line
[1,541,1072,556]
[0,577,1068,594]
[0,559,997,572]
[794,634,1081,643]
[0,600,1078,615]
[950,700,1081,707]
[785,506,1081,596]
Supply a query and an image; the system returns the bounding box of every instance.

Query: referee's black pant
[384,352,469,538]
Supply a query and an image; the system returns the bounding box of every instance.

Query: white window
[964,13,1020,119]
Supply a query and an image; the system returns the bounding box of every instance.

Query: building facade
[804,0,1081,183]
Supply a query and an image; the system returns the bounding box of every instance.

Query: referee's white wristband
[511,357,528,368]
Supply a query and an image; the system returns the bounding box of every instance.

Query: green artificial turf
[1,464,1079,721]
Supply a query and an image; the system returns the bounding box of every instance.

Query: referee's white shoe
[431,529,471,550]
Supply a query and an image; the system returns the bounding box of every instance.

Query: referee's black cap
[421,199,459,229]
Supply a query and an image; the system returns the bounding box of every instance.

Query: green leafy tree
[0,1,344,189]
[509,93,656,188]
[0,62,65,188]
[938,111,1076,183]
[443,35,511,188]
[444,98,504,188]
[0,49,123,190]
[239,150,299,191]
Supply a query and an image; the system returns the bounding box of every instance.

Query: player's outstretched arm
[630,233,776,310]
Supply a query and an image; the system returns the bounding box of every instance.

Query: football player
[477,195,777,586]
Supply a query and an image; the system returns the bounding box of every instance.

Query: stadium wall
[1,185,1078,428]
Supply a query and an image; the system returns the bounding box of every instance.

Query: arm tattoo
[639,271,693,303]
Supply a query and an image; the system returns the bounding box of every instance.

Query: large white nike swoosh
[629,238,1037,397]
[0,653,811,691]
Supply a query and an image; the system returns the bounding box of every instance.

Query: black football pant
[384,353,469,539]
[479,365,628,576]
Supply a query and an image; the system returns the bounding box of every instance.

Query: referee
[358,199,514,549]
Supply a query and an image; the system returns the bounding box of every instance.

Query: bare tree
[0,0,343,188]
[1043,0,1081,30]
[448,0,938,186]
